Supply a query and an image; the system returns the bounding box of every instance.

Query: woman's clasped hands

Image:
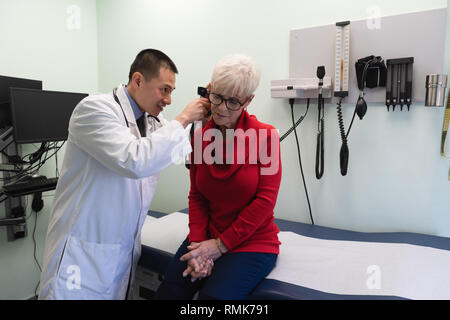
[179,238,225,282]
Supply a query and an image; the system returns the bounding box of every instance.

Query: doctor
[38,49,210,299]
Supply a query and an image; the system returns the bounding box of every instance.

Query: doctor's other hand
[175,98,211,128]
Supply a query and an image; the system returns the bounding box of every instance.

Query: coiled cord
[337,98,349,176]
[280,99,309,142]
[337,99,346,143]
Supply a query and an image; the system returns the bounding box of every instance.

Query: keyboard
[2,176,58,196]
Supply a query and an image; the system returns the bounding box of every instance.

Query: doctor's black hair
[128,49,178,83]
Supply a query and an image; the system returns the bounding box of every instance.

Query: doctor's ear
[131,72,145,89]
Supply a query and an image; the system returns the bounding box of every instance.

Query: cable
[337,58,378,176]
[1,141,62,298]
[31,190,45,298]
[32,210,42,272]
[32,210,41,298]
[289,99,314,225]
[345,107,358,139]
[55,145,60,177]
[0,141,65,182]
[280,99,310,142]
[337,96,359,176]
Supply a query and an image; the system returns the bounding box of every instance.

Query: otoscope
[197,86,209,99]
[191,86,211,136]
[315,66,325,179]
[186,87,211,170]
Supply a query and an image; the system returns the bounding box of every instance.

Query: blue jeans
[155,238,277,300]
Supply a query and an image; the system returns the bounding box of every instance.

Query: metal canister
[425,74,448,107]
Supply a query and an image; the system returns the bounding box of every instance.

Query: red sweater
[188,111,282,254]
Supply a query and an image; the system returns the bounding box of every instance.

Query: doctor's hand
[175,98,211,129]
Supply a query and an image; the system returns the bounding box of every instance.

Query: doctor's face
[134,67,176,117]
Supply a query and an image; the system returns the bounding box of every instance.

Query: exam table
[138,210,450,300]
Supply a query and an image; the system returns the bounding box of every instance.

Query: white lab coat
[38,84,191,299]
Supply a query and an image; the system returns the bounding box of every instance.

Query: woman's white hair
[210,54,261,100]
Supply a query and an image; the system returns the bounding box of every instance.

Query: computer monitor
[0,75,42,128]
[9,88,88,144]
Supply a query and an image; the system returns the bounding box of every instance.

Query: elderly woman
[155,54,282,300]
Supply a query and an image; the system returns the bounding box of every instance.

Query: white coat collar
[115,84,139,125]
[114,84,164,126]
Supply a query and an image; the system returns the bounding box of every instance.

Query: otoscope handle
[186,87,211,169]
[340,143,349,176]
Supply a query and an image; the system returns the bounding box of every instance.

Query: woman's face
[210,91,254,129]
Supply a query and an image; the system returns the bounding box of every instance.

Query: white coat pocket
[56,235,121,298]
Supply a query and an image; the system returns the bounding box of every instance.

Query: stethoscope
[112,86,160,128]
[113,87,130,127]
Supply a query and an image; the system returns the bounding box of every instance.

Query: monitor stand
[0,140,27,241]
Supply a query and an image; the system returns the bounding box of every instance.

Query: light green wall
[0,0,98,300]
[1,0,450,300]
[97,0,450,233]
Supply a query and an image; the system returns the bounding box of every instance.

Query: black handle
[315,118,324,179]
[340,143,349,176]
